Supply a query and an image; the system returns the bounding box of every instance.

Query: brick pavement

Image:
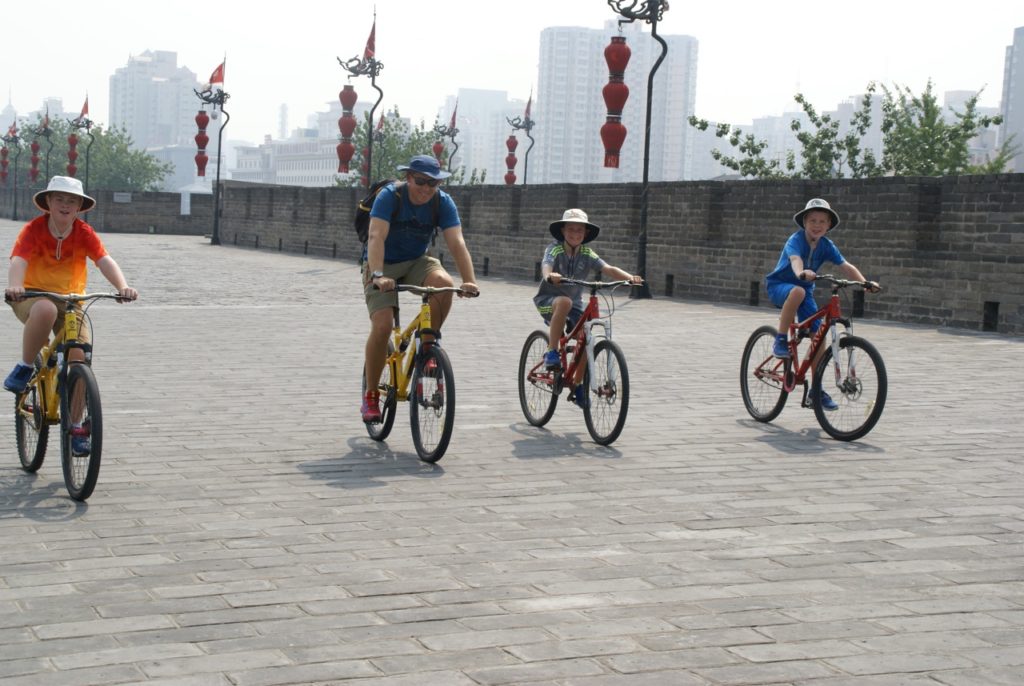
[1,222,1022,685]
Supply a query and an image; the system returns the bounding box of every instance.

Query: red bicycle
[518,279,637,445]
[740,275,887,441]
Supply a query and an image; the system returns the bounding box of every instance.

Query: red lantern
[1,170,7,184]
[504,135,518,185]
[601,35,631,168]
[195,152,208,176]
[432,140,445,160]
[337,85,358,173]
[30,140,40,154]
[194,110,210,176]
[66,164,77,177]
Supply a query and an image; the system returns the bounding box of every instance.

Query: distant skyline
[3,1,1023,145]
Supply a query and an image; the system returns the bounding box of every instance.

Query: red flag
[363,21,376,60]
[80,96,89,119]
[376,114,385,131]
[208,61,225,87]
[449,99,458,129]
[525,91,532,118]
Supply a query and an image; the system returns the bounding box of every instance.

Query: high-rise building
[437,89,528,184]
[109,50,209,151]
[999,26,1024,172]
[534,20,698,184]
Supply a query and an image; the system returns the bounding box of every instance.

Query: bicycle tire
[15,356,49,472]
[60,363,103,501]
[363,341,398,441]
[812,335,887,442]
[583,339,629,445]
[410,346,455,463]
[740,325,789,423]
[518,330,558,426]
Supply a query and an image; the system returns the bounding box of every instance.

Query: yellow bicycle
[362,284,477,463]
[10,291,125,501]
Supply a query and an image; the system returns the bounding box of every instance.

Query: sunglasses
[411,175,440,188]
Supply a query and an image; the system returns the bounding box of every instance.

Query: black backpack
[354,180,441,243]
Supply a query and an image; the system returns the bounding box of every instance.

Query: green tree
[879,81,1014,175]
[339,107,486,187]
[19,115,172,191]
[689,81,1012,179]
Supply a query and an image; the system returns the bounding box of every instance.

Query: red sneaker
[361,390,382,423]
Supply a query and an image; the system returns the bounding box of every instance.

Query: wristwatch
[370,270,384,280]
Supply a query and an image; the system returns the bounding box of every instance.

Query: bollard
[332,242,337,259]
[853,290,865,318]
[749,281,759,306]
[255,235,260,249]
[983,301,999,332]
[535,261,541,282]
[304,240,309,255]
[278,237,283,251]
[665,274,674,298]
[483,257,490,276]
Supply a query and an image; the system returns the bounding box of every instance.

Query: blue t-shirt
[366,183,461,263]
[765,230,845,293]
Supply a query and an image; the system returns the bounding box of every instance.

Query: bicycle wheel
[583,339,629,446]
[740,325,789,422]
[409,346,455,463]
[812,335,887,442]
[363,341,398,441]
[15,357,49,472]
[60,363,103,501]
[518,330,558,426]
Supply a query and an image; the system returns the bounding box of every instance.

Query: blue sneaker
[71,427,91,456]
[4,363,34,394]
[772,334,789,358]
[543,349,560,369]
[811,388,839,412]
[571,385,591,409]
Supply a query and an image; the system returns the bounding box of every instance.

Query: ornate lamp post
[338,16,383,188]
[194,77,231,246]
[608,0,669,299]
[1,125,21,220]
[38,114,54,181]
[506,94,535,186]
[432,102,459,172]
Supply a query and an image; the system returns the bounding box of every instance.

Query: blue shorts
[766,282,821,332]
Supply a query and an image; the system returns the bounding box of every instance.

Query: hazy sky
[3,1,1022,144]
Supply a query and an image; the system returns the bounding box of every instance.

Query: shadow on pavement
[297,436,445,489]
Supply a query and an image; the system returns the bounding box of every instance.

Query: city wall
[2,175,1022,334]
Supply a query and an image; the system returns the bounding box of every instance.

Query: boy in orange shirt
[5,176,137,394]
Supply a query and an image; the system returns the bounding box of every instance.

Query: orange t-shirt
[10,215,109,294]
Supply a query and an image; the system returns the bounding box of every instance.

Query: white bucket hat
[33,176,96,213]
[549,208,601,243]
[793,198,839,231]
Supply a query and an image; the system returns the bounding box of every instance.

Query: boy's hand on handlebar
[545,272,563,285]
[4,287,25,302]
[459,282,479,297]
[798,269,817,281]
[628,274,644,285]
[865,281,881,293]
[116,287,139,302]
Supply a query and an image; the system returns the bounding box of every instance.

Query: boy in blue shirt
[765,199,878,411]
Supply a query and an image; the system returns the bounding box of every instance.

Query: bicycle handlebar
[4,290,134,304]
[811,274,883,292]
[389,284,480,298]
[547,277,642,289]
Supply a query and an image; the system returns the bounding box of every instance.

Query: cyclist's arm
[6,257,28,299]
[96,255,138,301]
[365,217,394,291]
[441,225,478,295]
[837,261,878,290]
[601,264,642,283]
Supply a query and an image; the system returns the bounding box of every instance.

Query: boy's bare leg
[547,296,571,350]
[22,299,58,366]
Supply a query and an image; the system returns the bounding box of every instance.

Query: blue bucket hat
[396,154,451,180]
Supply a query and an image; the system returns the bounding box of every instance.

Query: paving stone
[2,229,1023,685]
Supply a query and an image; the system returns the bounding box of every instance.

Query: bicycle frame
[384,298,433,402]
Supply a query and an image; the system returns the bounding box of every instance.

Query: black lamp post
[1,127,21,220]
[37,119,53,180]
[432,117,459,172]
[338,19,383,188]
[69,113,95,193]
[194,86,231,246]
[608,0,669,300]
[506,109,535,187]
